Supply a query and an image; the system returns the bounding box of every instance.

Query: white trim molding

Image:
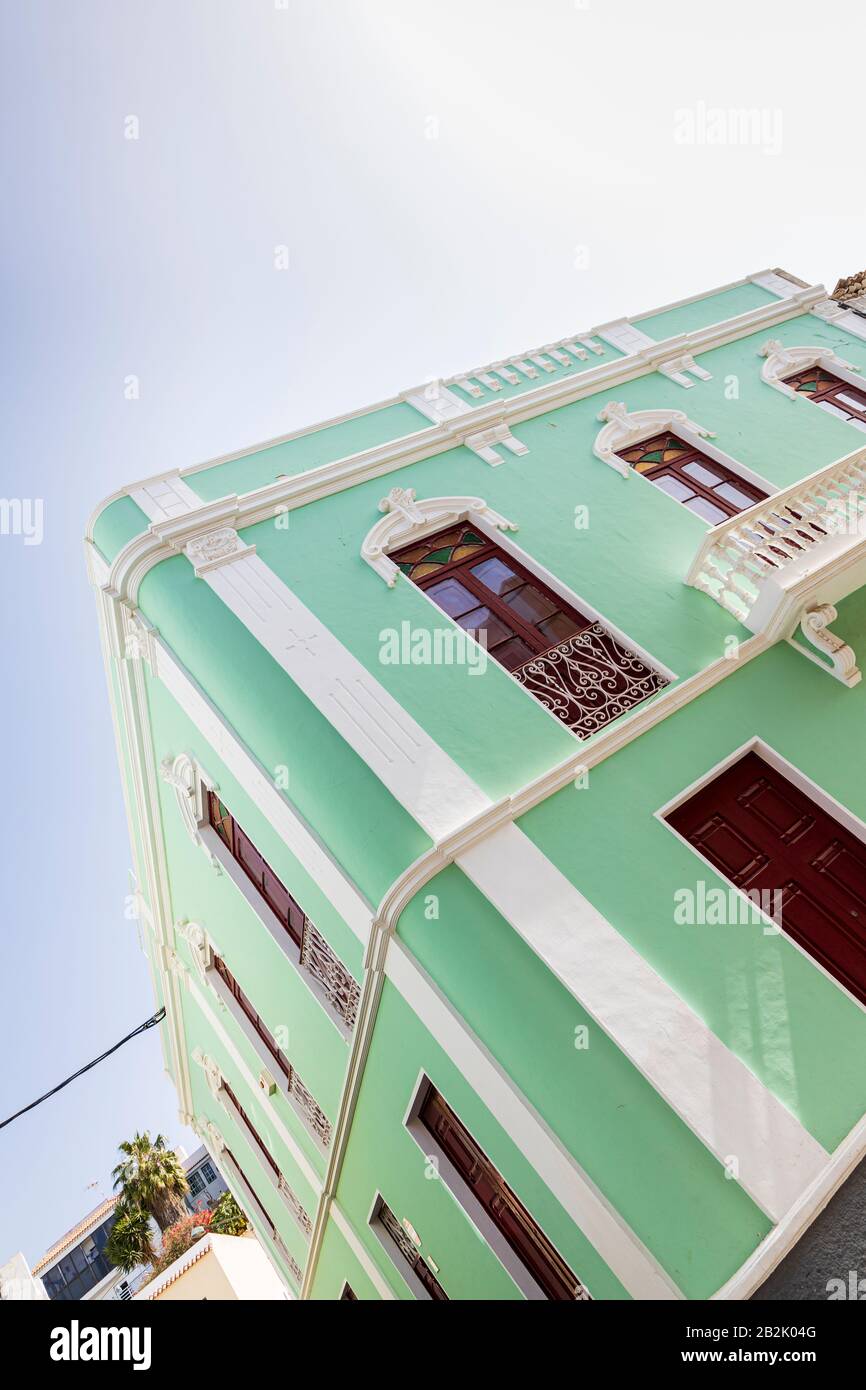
[454,823,829,1223]
[385,940,682,1299]
[89,279,826,577]
[129,473,201,523]
[361,487,518,587]
[750,269,810,299]
[758,339,861,399]
[183,526,256,576]
[592,401,715,476]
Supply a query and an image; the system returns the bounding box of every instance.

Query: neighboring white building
[183,1144,228,1213]
[135,1232,290,1301]
[32,1196,150,1302]
[0,1251,48,1301]
[30,1146,230,1302]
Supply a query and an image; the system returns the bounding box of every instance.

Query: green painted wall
[138,555,429,906]
[518,596,866,1152]
[96,293,866,1300]
[331,981,633,1300]
[309,1220,381,1300]
[634,281,778,340]
[395,865,770,1297]
[91,494,150,564]
[145,669,357,1135]
[187,401,430,502]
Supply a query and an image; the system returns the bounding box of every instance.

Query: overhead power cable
[0,1008,166,1132]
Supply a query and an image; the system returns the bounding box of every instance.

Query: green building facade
[88,267,866,1300]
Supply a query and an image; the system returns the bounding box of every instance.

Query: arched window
[363,489,671,739]
[593,401,770,522]
[759,340,866,431]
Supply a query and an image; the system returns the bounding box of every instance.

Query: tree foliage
[111,1131,190,1233]
[104,1201,157,1274]
[209,1190,249,1236]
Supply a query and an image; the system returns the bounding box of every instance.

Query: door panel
[419,1083,589,1300]
[667,751,866,1006]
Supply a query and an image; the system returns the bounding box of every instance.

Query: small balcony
[687,447,866,678]
[513,622,669,738]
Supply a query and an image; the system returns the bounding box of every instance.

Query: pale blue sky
[1,0,862,1266]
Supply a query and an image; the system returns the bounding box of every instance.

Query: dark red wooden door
[419,1083,588,1300]
[667,751,866,1006]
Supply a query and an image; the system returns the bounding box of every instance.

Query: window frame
[782,365,866,428]
[213,952,293,1083]
[220,1079,313,1238]
[403,1072,590,1301]
[219,1146,305,1288]
[368,1193,448,1302]
[189,774,359,1039]
[208,790,306,949]
[390,524,595,669]
[389,518,676,731]
[616,430,769,524]
[204,951,333,1150]
[655,736,866,1016]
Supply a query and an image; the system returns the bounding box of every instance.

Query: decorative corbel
[159,754,222,872]
[191,1047,224,1100]
[183,527,256,577]
[794,603,861,687]
[461,421,529,466]
[657,354,713,389]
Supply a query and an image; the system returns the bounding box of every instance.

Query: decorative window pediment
[758,339,859,398]
[159,753,221,871]
[387,517,670,738]
[593,402,715,476]
[361,487,518,587]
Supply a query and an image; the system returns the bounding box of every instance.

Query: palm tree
[104,1201,157,1273]
[111,1132,190,1233]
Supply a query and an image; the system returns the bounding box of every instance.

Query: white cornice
[88,284,826,573]
[87,271,804,542]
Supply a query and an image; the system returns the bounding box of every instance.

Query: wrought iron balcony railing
[513,623,669,738]
[300,919,361,1031]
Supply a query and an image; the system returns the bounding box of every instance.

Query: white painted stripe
[456,823,828,1222]
[168,542,829,1226]
[201,553,492,840]
[154,635,373,943]
[386,939,682,1299]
